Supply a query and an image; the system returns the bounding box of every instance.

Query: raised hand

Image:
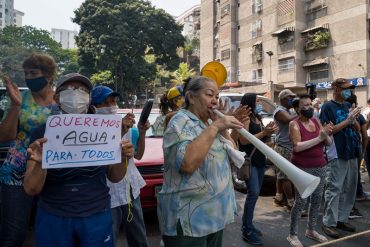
[122,113,135,135]
[263,121,278,136]
[212,115,244,131]
[138,120,150,134]
[27,138,48,163]
[121,140,134,159]
[3,75,22,107]
[232,105,251,127]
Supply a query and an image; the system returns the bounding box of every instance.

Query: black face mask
[300,108,314,119]
[25,76,48,92]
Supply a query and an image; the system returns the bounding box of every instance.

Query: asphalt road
[24,172,370,247]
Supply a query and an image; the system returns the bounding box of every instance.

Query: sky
[14,0,200,32]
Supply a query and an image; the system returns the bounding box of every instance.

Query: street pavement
[24,172,370,247]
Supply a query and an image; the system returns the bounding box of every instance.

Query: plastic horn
[213,109,320,199]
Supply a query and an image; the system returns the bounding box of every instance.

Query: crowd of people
[0,53,369,247]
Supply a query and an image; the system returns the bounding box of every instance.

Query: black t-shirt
[238,119,267,167]
[29,124,110,218]
[320,100,359,160]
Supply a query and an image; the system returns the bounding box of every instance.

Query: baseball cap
[278,89,296,100]
[167,85,184,100]
[91,85,120,105]
[56,73,93,92]
[331,78,355,89]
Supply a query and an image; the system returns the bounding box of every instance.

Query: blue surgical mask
[25,76,48,92]
[288,98,294,107]
[341,89,352,100]
[255,104,263,114]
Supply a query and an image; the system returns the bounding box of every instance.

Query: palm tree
[170,62,196,85]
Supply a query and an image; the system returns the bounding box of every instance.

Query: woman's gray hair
[183,76,214,108]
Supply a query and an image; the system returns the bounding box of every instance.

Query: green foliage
[170,62,196,85]
[73,0,184,97]
[0,25,79,86]
[91,70,113,86]
[305,30,331,51]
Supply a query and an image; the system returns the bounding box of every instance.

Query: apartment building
[0,0,13,28]
[176,4,201,40]
[13,9,24,27]
[51,28,77,49]
[200,0,370,104]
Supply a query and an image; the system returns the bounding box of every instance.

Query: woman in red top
[287,95,333,247]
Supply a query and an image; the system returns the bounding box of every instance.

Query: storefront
[307,77,369,106]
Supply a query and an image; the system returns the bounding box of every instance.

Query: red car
[117,108,164,209]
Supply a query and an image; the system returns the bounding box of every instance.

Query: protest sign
[42,114,122,169]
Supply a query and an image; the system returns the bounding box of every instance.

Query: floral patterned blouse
[157,109,237,237]
[0,90,57,186]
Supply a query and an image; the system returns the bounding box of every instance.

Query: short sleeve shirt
[0,90,57,185]
[320,100,359,160]
[273,105,293,150]
[157,109,237,237]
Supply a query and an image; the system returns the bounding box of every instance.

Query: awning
[301,24,329,34]
[271,27,295,36]
[303,57,329,67]
[253,41,262,46]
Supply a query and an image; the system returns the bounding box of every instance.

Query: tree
[0,25,77,85]
[73,0,184,97]
[170,62,196,85]
[90,70,113,86]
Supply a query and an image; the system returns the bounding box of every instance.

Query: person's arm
[181,115,244,175]
[0,77,22,142]
[239,121,278,145]
[24,138,48,196]
[289,121,330,152]
[135,121,150,160]
[361,121,368,158]
[274,110,296,124]
[106,140,133,183]
[331,107,361,134]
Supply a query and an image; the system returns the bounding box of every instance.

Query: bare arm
[107,140,133,183]
[135,121,150,160]
[360,122,368,158]
[181,115,244,175]
[275,110,296,124]
[289,121,331,153]
[0,77,22,142]
[24,138,48,196]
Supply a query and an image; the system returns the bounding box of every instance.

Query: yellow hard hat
[167,85,184,100]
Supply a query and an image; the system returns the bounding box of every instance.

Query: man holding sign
[24,73,133,247]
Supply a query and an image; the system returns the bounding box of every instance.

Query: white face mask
[59,88,90,114]
[95,105,119,115]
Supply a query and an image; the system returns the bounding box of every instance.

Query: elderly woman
[287,95,333,247]
[157,76,245,246]
[0,53,57,246]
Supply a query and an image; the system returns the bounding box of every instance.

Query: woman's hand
[212,115,244,132]
[121,140,134,159]
[138,120,150,135]
[3,75,22,107]
[27,138,48,163]
[320,122,334,140]
[262,121,278,137]
[232,105,251,127]
[122,113,135,135]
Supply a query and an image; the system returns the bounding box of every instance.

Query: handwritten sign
[42,114,122,169]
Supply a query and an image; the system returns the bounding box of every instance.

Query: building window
[306,6,327,21]
[221,4,230,18]
[221,48,230,60]
[309,70,329,82]
[278,57,295,71]
[252,69,263,83]
[251,19,262,38]
[252,0,263,14]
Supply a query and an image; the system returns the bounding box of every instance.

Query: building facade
[13,9,24,27]
[200,0,370,105]
[0,0,16,28]
[51,28,78,49]
[176,4,201,40]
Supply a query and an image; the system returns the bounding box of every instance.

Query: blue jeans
[111,195,148,247]
[36,207,113,247]
[0,183,34,247]
[242,165,265,233]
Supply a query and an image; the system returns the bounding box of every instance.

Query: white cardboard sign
[42,114,122,169]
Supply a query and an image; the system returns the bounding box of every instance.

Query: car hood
[134,137,163,166]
